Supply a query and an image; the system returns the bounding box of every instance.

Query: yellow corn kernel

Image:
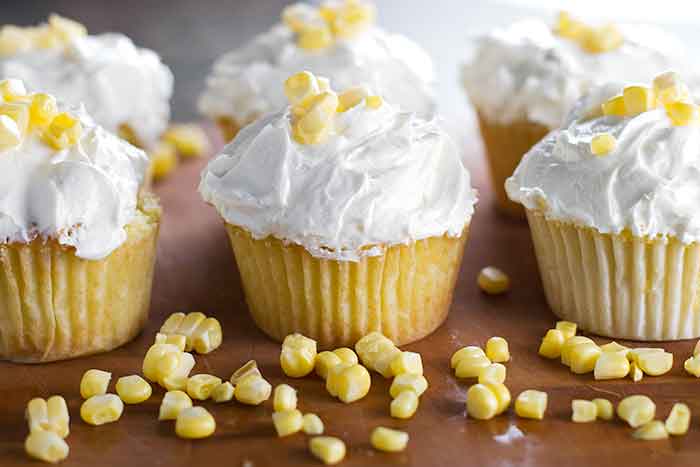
[389,373,428,398]
[272,409,304,437]
[451,346,486,369]
[515,390,547,420]
[191,317,223,354]
[116,375,152,404]
[355,332,401,378]
[160,352,196,391]
[231,360,262,385]
[684,355,700,377]
[629,361,644,382]
[602,95,626,117]
[142,343,179,381]
[391,390,419,419]
[176,312,207,349]
[45,396,69,438]
[175,406,216,439]
[665,101,700,127]
[160,312,185,333]
[572,400,597,423]
[297,22,334,51]
[0,78,27,101]
[594,351,630,380]
[281,333,318,378]
[158,390,193,421]
[148,141,178,181]
[555,321,577,340]
[538,329,565,359]
[303,413,325,435]
[309,436,346,465]
[483,382,511,414]
[590,133,617,156]
[665,403,690,436]
[477,266,510,294]
[42,112,81,150]
[0,26,32,56]
[623,85,655,117]
[553,11,586,39]
[653,71,690,106]
[154,333,187,351]
[26,398,50,433]
[0,115,21,150]
[211,382,234,403]
[478,363,506,384]
[632,420,668,441]
[234,374,272,405]
[390,351,423,376]
[579,25,623,54]
[569,342,601,374]
[561,336,594,367]
[593,398,614,421]
[600,341,629,355]
[466,383,499,420]
[273,384,298,412]
[617,395,655,428]
[24,429,69,464]
[187,374,222,401]
[284,71,322,106]
[316,352,342,380]
[370,426,409,453]
[455,353,491,379]
[48,14,87,42]
[337,86,368,112]
[365,95,383,109]
[634,350,673,376]
[485,336,510,363]
[80,369,112,399]
[329,1,376,39]
[34,27,62,50]
[333,347,358,365]
[328,364,371,403]
[162,124,210,159]
[627,347,663,362]
[80,394,124,426]
[0,102,29,136]
[282,3,321,32]
[292,91,339,145]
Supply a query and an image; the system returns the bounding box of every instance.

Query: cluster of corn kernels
[148,124,210,182]
[282,0,375,51]
[24,396,70,463]
[553,11,623,54]
[0,15,86,56]
[159,311,223,354]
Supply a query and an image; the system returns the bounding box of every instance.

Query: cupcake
[506,71,700,341]
[0,79,160,362]
[462,12,698,217]
[199,71,475,347]
[0,15,173,149]
[198,0,435,142]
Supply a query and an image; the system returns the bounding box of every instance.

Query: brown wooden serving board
[1,127,699,467]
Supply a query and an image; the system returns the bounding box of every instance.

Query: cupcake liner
[476,111,549,219]
[0,194,161,362]
[527,210,700,341]
[225,224,469,347]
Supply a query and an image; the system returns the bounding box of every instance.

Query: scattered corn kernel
[590,133,616,156]
[80,394,124,426]
[555,321,577,339]
[159,390,193,421]
[160,312,185,333]
[684,355,700,377]
[207,382,232,403]
[274,384,298,412]
[48,14,87,42]
[80,369,112,400]
[390,351,423,376]
[235,374,272,405]
[632,420,668,441]
[26,398,50,434]
[365,95,383,109]
[580,25,623,54]
[665,101,700,127]
[273,409,304,437]
[594,351,630,380]
[333,347,358,365]
[327,363,371,403]
[602,95,626,117]
[370,427,409,453]
[455,353,491,379]
[24,429,69,464]
[316,351,343,380]
[42,112,81,150]
[0,78,26,101]
[572,400,597,423]
[154,332,187,351]
[653,71,690,105]
[297,22,334,51]
[634,350,673,376]
[192,317,223,354]
[116,375,152,404]
[303,413,325,435]
[389,374,428,398]
[485,337,510,363]
[160,352,196,391]
[515,390,547,420]
[593,398,613,421]
[309,436,346,465]
[665,403,690,436]
[281,333,318,378]
[45,395,70,438]
[477,267,510,294]
[451,346,486,369]
[292,91,338,145]
[569,342,601,374]
[623,86,655,117]
[149,141,178,181]
[484,382,511,414]
[284,70,322,106]
[478,363,506,384]
[162,124,210,158]
[282,3,320,32]
[466,384,499,420]
[355,332,401,378]
[600,341,628,354]
[553,11,586,40]
[231,360,262,385]
[0,114,21,150]
[629,361,644,382]
[538,329,565,359]
[561,336,594,367]
[337,86,368,112]
[175,406,216,439]
[187,374,223,401]
[28,93,57,128]
[390,390,419,419]
[0,102,30,136]
[0,26,31,56]
[617,395,655,428]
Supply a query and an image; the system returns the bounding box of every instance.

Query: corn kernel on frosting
[462,17,698,128]
[0,85,148,259]
[506,80,700,243]
[199,85,475,261]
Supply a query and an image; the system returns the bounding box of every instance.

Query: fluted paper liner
[0,194,161,362]
[226,225,469,347]
[527,210,700,341]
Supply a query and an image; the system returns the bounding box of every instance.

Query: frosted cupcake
[0,15,173,149]
[462,12,697,217]
[0,79,160,362]
[507,71,700,341]
[200,71,475,347]
[199,0,435,142]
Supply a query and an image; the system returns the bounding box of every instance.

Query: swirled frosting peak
[200,75,475,261]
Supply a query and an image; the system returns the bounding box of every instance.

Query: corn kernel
[272,409,304,437]
[553,11,586,40]
[285,71,322,106]
[451,346,486,369]
[572,400,597,423]
[282,3,321,32]
[666,101,700,127]
[455,353,491,379]
[634,350,673,376]
[600,341,629,355]
[274,384,298,412]
[191,317,223,354]
[391,390,419,419]
[365,95,383,109]
[45,396,69,438]
[303,413,325,435]
[148,141,178,181]
[142,343,180,382]
[466,384,499,420]
[538,329,565,359]
[594,351,630,380]
[593,398,613,421]
[42,112,81,150]
[580,25,623,54]
[333,347,358,365]
[629,361,644,382]
[390,351,423,376]
[569,342,601,374]
[162,124,210,159]
[337,86,368,113]
[478,363,506,384]
[154,332,187,351]
[370,427,408,453]
[160,352,196,391]
[80,394,124,426]
[632,420,668,441]
[0,78,27,101]
[665,403,690,436]
[555,321,577,340]
[653,71,690,106]
[590,133,616,156]
[561,336,594,367]
[297,22,334,51]
[684,355,700,377]
[160,312,185,333]
[80,369,111,399]
[0,102,29,136]
[176,312,207,349]
[292,91,339,145]
[617,395,655,428]
[329,1,376,39]
[116,375,152,404]
[316,351,342,380]
[187,374,222,401]
[281,333,318,378]
[26,398,50,434]
[389,373,428,398]
[483,382,511,414]
[175,406,216,439]
[231,360,262,385]
[235,374,272,405]
[623,86,656,117]
[48,14,87,42]
[34,27,61,50]
[158,390,193,421]
[602,95,626,117]
[485,336,510,363]
[0,114,21,150]
[355,332,401,378]
[210,382,234,403]
[0,26,32,56]
[477,266,510,294]
[24,429,69,464]
[328,363,371,403]
[515,390,547,420]
[309,436,346,465]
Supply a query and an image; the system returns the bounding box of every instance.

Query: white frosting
[0,103,149,260]
[462,19,698,128]
[199,99,476,261]
[198,24,435,124]
[506,82,700,243]
[0,33,173,146]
